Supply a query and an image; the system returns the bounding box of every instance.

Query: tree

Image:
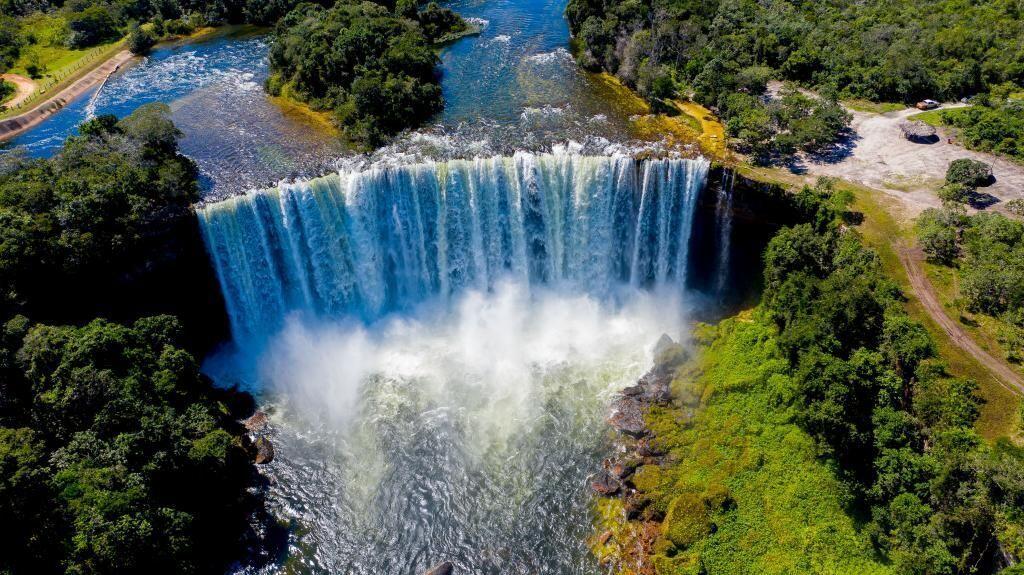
[945,158,992,188]
[916,208,960,264]
[127,24,157,55]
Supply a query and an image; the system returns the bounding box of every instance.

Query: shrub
[127,25,157,55]
[945,158,993,188]
[1007,198,1024,216]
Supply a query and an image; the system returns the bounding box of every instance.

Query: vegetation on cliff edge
[0,105,258,575]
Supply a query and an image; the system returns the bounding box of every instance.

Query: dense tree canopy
[266,0,468,146]
[762,180,1024,573]
[0,106,258,575]
[566,0,1024,160]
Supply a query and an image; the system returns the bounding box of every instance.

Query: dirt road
[898,245,1024,395]
[1,73,36,108]
[0,50,135,143]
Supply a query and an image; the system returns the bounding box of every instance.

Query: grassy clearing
[843,99,905,114]
[921,260,1023,376]
[0,12,125,118]
[847,183,1020,438]
[632,314,892,574]
[908,106,972,127]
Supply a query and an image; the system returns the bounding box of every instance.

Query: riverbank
[0,50,135,143]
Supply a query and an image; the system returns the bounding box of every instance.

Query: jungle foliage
[266,1,468,146]
[0,105,258,575]
[939,85,1024,162]
[633,180,1024,573]
[566,0,1024,161]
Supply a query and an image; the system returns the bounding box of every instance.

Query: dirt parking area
[799,106,1024,218]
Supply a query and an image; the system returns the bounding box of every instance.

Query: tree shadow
[969,191,1000,209]
[806,128,861,165]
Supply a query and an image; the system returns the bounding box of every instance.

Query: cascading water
[714,169,735,294]
[201,152,710,575]
[198,152,710,345]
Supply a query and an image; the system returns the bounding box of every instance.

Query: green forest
[566,0,1024,161]
[918,205,1024,367]
[0,106,260,575]
[266,0,470,145]
[617,180,1024,574]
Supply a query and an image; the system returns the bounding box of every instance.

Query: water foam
[198,152,710,345]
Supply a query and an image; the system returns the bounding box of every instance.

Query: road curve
[1,73,37,108]
[898,245,1024,395]
[0,50,136,143]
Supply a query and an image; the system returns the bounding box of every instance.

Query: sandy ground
[0,50,135,143]
[1,73,36,108]
[798,106,1024,218]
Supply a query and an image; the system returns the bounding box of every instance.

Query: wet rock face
[608,396,648,438]
[254,437,275,465]
[423,561,454,575]
[593,334,680,504]
[244,411,269,432]
[591,470,623,496]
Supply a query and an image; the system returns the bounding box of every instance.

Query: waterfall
[197,152,710,344]
[714,169,734,294]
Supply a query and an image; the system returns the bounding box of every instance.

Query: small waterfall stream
[714,169,735,294]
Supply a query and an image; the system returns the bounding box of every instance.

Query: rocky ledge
[590,334,687,567]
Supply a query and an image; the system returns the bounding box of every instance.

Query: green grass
[0,12,124,117]
[847,184,1020,439]
[633,314,892,575]
[734,164,1020,439]
[843,99,905,114]
[0,80,15,106]
[908,106,972,127]
[921,259,1024,375]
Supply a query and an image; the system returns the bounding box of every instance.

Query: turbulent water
[199,153,709,345]
[202,152,711,575]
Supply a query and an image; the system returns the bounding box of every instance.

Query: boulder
[636,438,664,458]
[254,437,275,464]
[591,469,623,496]
[244,411,269,432]
[423,562,453,575]
[653,333,676,357]
[611,456,640,481]
[608,397,648,438]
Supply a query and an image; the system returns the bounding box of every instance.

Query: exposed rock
[653,333,675,357]
[608,397,648,438]
[423,561,453,575]
[591,469,623,496]
[597,530,613,546]
[623,493,650,520]
[244,411,269,432]
[611,456,640,481]
[254,437,275,464]
[636,438,664,458]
